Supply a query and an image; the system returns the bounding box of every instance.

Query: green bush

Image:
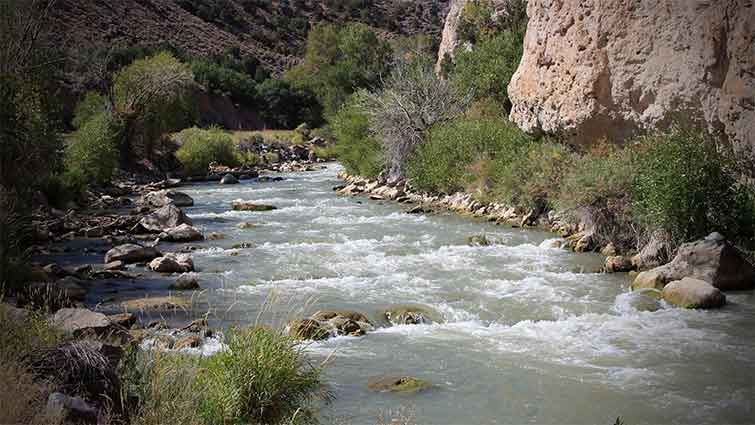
[491,140,575,211]
[197,326,326,425]
[191,59,256,104]
[72,92,108,130]
[256,79,323,129]
[175,127,239,176]
[632,127,755,246]
[64,112,120,187]
[331,97,384,178]
[407,118,532,194]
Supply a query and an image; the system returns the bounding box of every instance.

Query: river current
[124,164,755,424]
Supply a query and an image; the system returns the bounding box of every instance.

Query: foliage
[191,59,257,104]
[457,0,527,45]
[331,96,384,178]
[256,79,323,129]
[407,118,532,194]
[72,92,109,129]
[286,23,392,117]
[175,127,240,175]
[362,54,471,180]
[64,112,121,187]
[632,127,755,247]
[197,326,327,425]
[451,29,525,109]
[491,140,575,211]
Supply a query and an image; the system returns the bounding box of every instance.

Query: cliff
[507,0,755,148]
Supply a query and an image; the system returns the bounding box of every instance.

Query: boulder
[310,310,372,325]
[148,254,194,274]
[507,0,754,150]
[107,312,137,328]
[141,190,194,208]
[231,201,277,212]
[170,273,200,290]
[138,204,192,233]
[105,244,162,264]
[288,319,330,341]
[45,392,97,424]
[159,223,204,242]
[662,277,726,309]
[51,308,110,335]
[120,296,190,312]
[367,376,433,394]
[383,305,443,326]
[633,233,755,291]
[174,335,202,350]
[104,260,125,271]
[604,256,633,273]
[219,173,239,185]
[467,234,492,246]
[623,289,663,312]
[631,232,671,271]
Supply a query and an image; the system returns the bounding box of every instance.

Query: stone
[174,335,202,350]
[45,392,97,424]
[508,0,754,151]
[631,232,671,271]
[170,273,200,290]
[310,310,373,325]
[138,204,192,233]
[662,277,726,309]
[219,173,239,185]
[600,243,618,257]
[467,234,492,246]
[288,319,330,340]
[624,289,663,312]
[51,308,110,335]
[107,312,137,328]
[237,222,258,229]
[231,201,277,212]
[104,260,125,271]
[383,305,443,326]
[141,190,194,208]
[632,233,755,291]
[105,243,162,264]
[604,256,633,273]
[148,254,194,274]
[159,223,204,242]
[206,232,226,240]
[367,376,433,394]
[120,296,190,312]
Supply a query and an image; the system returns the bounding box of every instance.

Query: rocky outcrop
[508,0,755,149]
[436,0,468,72]
[632,233,755,291]
[662,277,726,309]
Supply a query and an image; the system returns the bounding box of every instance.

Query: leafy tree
[331,94,384,178]
[64,112,121,187]
[255,79,322,129]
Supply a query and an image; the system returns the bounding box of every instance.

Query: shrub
[632,127,755,247]
[491,140,575,211]
[407,118,532,194]
[191,59,256,104]
[331,96,384,178]
[64,112,120,187]
[256,79,323,129]
[197,326,327,425]
[175,127,239,176]
[72,92,109,129]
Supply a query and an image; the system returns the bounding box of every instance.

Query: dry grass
[0,357,52,425]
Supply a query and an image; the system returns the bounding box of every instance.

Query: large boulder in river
[138,204,192,233]
[507,0,754,150]
[141,190,194,208]
[662,277,726,309]
[159,223,204,242]
[632,233,755,291]
[105,244,162,264]
[148,254,194,274]
[219,173,239,185]
[383,305,443,325]
[231,201,277,212]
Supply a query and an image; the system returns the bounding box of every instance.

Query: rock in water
[170,273,201,290]
[231,201,277,212]
[141,190,194,208]
[288,319,330,340]
[148,254,194,274]
[662,278,726,309]
[219,173,239,185]
[632,233,755,291]
[159,223,204,242]
[507,0,754,149]
[367,376,433,394]
[105,244,162,264]
[383,305,443,325]
[139,204,192,233]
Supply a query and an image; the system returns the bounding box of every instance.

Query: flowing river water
[77,164,755,424]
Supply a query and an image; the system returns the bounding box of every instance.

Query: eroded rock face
[508,0,755,149]
[436,0,468,72]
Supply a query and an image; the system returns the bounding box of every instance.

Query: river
[99,164,755,424]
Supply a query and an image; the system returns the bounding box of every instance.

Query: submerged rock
[662,277,726,309]
[467,234,492,246]
[105,243,162,264]
[231,201,277,212]
[367,376,433,394]
[219,174,239,185]
[383,305,443,326]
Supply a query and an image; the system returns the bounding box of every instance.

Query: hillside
[50,0,452,73]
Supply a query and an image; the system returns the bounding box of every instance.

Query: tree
[362,55,471,181]
[255,79,322,129]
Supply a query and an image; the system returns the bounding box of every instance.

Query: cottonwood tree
[363,55,471,181]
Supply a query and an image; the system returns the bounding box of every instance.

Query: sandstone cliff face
[508,0,755,148]
[436,0,468,72]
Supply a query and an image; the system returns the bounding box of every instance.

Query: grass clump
[197,326,327,425]
[175,127,240,175]
[331,96,384,178]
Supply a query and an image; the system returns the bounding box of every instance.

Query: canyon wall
[507,0,755,148]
